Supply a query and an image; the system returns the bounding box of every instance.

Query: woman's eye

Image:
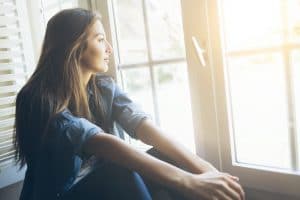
[98,38,105,42]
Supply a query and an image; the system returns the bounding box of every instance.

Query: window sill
[223,161,300,197]
[0,161,26,189]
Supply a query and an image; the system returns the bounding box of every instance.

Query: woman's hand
[180,171,245,200]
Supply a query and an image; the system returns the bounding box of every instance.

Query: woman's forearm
[84,133,245,200]
[84,133,189,191]
[136,119,218,174]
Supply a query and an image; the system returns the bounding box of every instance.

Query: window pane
[227,53,291,169]
[43,5,59,23]
[288,0,300,43]
[146,0,185,60]
[61,0,78,9]
[121,67,155,119]
[42,0,79,25]
[222,0,283,51]
[154,63,195,152]
[113,0,148,64]
[42,0,59,8]
[291,50,300,166]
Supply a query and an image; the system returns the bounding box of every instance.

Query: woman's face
[80,20,113,73]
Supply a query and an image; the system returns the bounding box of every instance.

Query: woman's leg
[61,161,152,200]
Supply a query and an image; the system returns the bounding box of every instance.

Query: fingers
[211,173,245,200]
[225,176,245,200]
[215,181,241,200]
[217,173,244,199]
[214,188,234,200]
[222,172,239,182]
[190,171,245,200]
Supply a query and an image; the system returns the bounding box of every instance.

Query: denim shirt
[19,75,151,200]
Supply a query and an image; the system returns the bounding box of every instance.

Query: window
[0,0,80,189]
[107,0,195,152]
[180,0,300,197]
[0,0,34,188]
[221,0,299,170]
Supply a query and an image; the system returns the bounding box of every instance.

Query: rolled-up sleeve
[64,117,104,158]
[112,82,151,139]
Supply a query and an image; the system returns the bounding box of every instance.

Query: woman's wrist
[168,170,193,194]
[192,157,219,174]
[201,163,219,173]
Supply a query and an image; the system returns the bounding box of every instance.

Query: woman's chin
[95,64,108,73]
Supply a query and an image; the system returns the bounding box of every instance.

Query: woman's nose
[106,42,113,55]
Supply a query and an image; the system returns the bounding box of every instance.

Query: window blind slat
[0,130,15,164]
[0,129,12,136]
[0,151,14,163]
[0,85,21,94]
[0,129,13,137]
[0,139,12,149]
[0,27,20,37]
[0,51,23,60]
[0,0,14,4]
[0,4,15,14]
[0,143,14,152]
[0,107,15,118]
[0,62,25,70]
[0,39,22,48]
[0,118,14,128]
[0,96,15,105]
[0,148,14,159]
[0,130,12,136]
[0,150,14,159]
[0,16,18,26]
[0,73,26,81]
[0,139,13,147]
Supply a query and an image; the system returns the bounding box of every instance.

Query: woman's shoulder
[50,109,80,127]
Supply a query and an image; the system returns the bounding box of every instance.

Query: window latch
[192,36,206,67]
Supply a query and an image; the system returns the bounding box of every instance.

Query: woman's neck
[81,70,93,87]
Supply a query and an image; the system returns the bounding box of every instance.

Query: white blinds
[0,0,33,167]
[0,0,78,168]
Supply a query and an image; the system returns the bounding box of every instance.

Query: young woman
[14,8,245,200]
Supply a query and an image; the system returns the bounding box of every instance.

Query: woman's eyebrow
[95,33,105,38]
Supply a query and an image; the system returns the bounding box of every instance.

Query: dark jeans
[61,148,187,200]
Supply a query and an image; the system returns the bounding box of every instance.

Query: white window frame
[180,0,300,197]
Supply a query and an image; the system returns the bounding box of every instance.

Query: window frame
[180,0,300,197]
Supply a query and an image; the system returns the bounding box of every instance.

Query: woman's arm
[84,133,186,189]
[135,118,218,174]
[84,133,245,200]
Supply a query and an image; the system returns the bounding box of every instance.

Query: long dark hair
[14,8,105,169]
